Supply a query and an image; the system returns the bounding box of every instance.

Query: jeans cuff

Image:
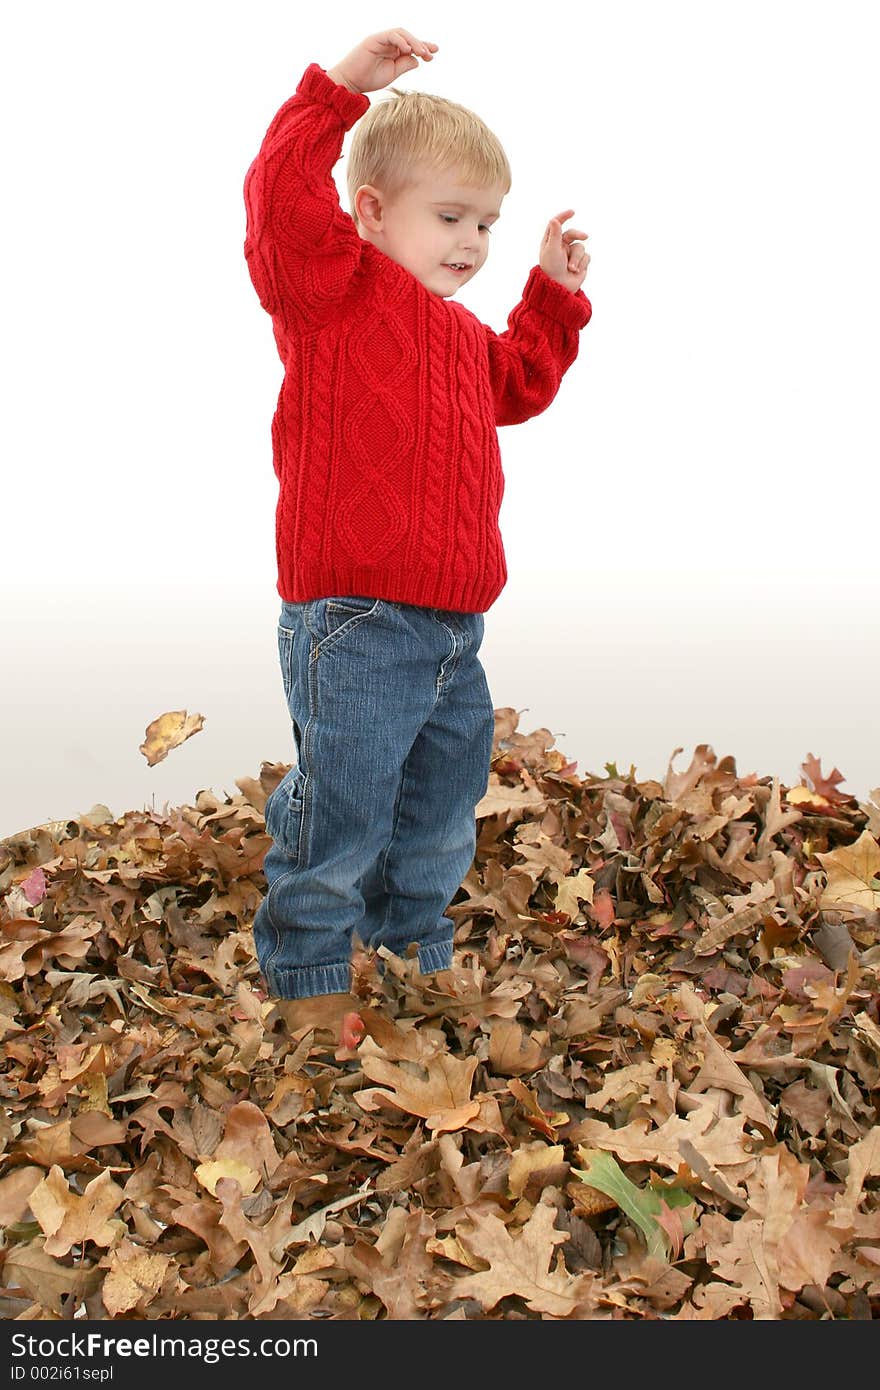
[417,937,454,975]
[264,959,351,1000]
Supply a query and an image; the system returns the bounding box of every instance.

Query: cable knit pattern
[243,62,592,613]
[421,295,450,584]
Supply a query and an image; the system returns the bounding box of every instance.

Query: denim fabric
[253,596,496,999]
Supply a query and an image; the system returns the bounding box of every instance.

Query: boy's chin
[433,272,467,297]
[419,276,458,298]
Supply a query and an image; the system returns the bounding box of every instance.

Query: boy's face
[355,165,505,298]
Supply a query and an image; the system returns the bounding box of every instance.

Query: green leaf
[572,1150,694,1262]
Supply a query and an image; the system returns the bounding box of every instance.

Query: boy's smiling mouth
[444,262,472,273]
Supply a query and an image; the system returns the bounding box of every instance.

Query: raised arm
[243,31,437,331]
[485,264,592,426]
[243,65,369,329]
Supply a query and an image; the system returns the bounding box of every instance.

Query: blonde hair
[346,86,512,227]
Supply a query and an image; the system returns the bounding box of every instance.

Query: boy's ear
[353,185,384,231]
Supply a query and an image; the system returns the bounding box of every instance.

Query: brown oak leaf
[334,1207,435,1319]
[29,1165,124,1257]
[451,1199,580,1316]
[356,1052,479,1132]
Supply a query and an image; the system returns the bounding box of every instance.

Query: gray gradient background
[2,1,878,841]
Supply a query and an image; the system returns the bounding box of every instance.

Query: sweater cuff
[522,265,592,330]
[298,62,371,125]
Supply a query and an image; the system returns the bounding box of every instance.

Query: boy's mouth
[444,262,472,274]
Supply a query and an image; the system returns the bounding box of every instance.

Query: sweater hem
[277,565,504,616]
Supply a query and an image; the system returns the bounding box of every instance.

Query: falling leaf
[801,753,850,804]
[340,1010,365,1050]
[139,709,205,766]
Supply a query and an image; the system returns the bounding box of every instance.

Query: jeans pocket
[308,595,384,655]
[264,766,305,863]
[277,624,296,703]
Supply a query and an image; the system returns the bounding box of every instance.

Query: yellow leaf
[102,1245,172,1317]
[651,1038,678,1067]
[194,1158,260,1197]
[786,785,830,808]
[508,1142,566,1198]
[139,709,205,767]
[817,829,880,910]
[553,866,596,918]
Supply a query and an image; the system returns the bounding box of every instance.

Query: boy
[242,27,591,1038]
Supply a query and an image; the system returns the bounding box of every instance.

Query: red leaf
[21,868,47,906]
[590,890,616,930]
[801,752,850,804]
[340,1012,365,1051]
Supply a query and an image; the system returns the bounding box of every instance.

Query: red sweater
[243,63,592,613]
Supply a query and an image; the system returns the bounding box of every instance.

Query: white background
[2,1,878,841]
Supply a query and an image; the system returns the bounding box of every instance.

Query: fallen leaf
[0,1166,44,1224]
[508,1142,566,1199]
[194,1158,260,1197]
[101,1241,174,1316]
[573,1149,694,1262]
[488,1019,546,1076]
[817,829,880,910]
[356,1052,479,1132]
[334,1208,435,1319]
[451,1200,581,1316]
[3,1239,102,1315]
[29,1166,124,1258]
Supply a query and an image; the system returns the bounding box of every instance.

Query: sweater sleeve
[243,63,370,330]
[483,266,592,426]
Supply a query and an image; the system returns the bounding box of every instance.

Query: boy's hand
[540,211,590,293]
[327,29,438,95]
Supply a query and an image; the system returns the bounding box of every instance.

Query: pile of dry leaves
[1,710,878,1321]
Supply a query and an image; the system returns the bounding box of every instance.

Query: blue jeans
[253,596,496,999]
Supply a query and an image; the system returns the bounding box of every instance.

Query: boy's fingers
[383,30,413,51]
[385,29,436,56]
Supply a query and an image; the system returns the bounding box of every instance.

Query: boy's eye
[440,214,492,232]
